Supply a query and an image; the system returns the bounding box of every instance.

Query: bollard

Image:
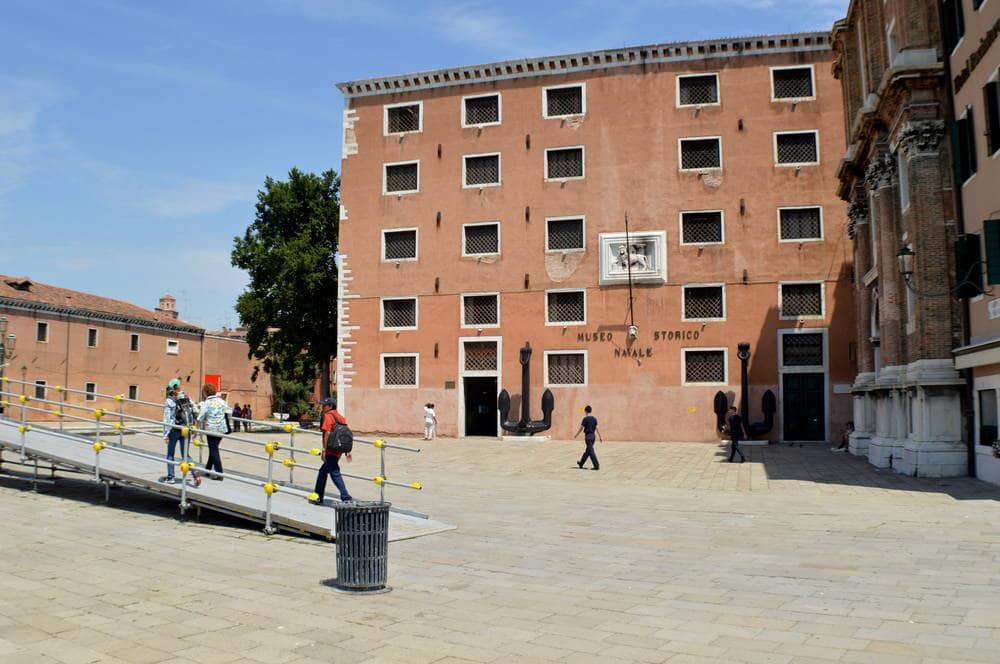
[264,442,276,535]
[288,427,296,485]
[332,501,391,593]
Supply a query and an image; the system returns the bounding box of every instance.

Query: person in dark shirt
[574,405,602,470]
[725,406,747,463]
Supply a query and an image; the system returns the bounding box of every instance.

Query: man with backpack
[159,379,201,486]
[309,397,353,504]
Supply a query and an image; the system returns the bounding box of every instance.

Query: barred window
[464,94,500,126]
[678,74,719,106]
[130,333,140,352]
[463,223,499,255]
[547,290,586,324]
[779,207,822,241]
[87,328,98,347]
[128,385,138,400]
[383,229,417,260]
[775,132,819,165]
[680,137,721,170]
[681,211,723,244]
[384,162,419,193]
[545,85,584,117]
[782,333,824,367]
[37,321,49,342]
[382,355,417,387]
[464,154,500,186]
[382,298,417,329]
[546,351,586,385]
[34,381,46,400]
[772,67,814,100]
[547,217,584,251]
[464,341,497,371]
[546,147,584,179]
[683,286,725,320]
[385,103,421,134]
[462,294,499,326]
[781,283,824,318]
[684,350,726,384]
[85,382,97,401]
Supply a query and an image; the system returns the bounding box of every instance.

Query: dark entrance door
[464,377,497,436]
[782,373,825,441]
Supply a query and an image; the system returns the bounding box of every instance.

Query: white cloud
[0,76,65,198]
[144,179,252,219]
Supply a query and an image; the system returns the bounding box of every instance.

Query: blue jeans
[165,428,191,478]
[313,455,351,501]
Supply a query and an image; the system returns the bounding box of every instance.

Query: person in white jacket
[197,384,229,480]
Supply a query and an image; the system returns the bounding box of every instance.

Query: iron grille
[678,75,719,106]
[382,299,416,328]
[464,224,499,254]
[776,133,818,164]
[681,211,723,244]
[465,155,500,185]
[780,207,822,240]
[547,353,585,385]
[463,295,498,326]
[464,341,497,371]
[685,350,725,383]
[782,333,824,366]
[684,286,724,320]
[547,291,585,323]
[546,86,583,116]
[547,218,584,250]
[772,68,814,99]
[385,163,418,192]
[386,104,420,133]
[465,95,499,125]
[781,283,823,317]
[383,356,417,386]
[547,148,583,179]
[383,230,416,260]
[680,138,721,170]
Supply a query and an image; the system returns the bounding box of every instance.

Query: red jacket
[321,409,347,458]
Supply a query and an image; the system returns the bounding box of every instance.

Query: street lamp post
[0,316,12,415]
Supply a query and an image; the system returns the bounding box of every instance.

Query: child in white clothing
[423,403,437,440]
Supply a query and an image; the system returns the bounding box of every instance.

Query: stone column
[848,194,875,456]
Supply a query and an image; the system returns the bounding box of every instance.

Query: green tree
[232,168,340,406]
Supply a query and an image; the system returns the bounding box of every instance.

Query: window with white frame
[381,297,418,330]
[683,285,725,321]
[464,153,501,187]
[544,84,584,117]
[85,382,96,401]
[130,333,140,352]
[34,380,46,399]
[384,102,421,135]
[679,137,721,170]
[382,228,417,261]
[128,385,138,400]
[463,93,500,126]
[87,328,98,348]
[384,161,419,194]
[772,66,815,100]
[382,354,418,388]
[775,131,819,166]
[463,223,499,256]
[683,349,726,384]
[781,333,824,367]
[546,290,586,325]
[166,339,180,355]
[779,207,823,241]
[545,351,586,386]
[677,73,719,106]
[462,294,499,327]
[897,151,910,210]
[680,210,724,244]
[545,147,584,180]
[780,283,824,318]
[36,321,48,343]
[546,217,585,251]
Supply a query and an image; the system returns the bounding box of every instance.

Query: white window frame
[545,288,588,326]
[34,380,47,400]
[769,64,816,102]
[382,159,420,196]
[675,72,721,108]
[543,349,588,387]
[86,327,99,348]
[542,82,586,118]
[383,100,423,136]
[379,296,419,331]
[85,382,97,402]
[544,145,585,182]
[462,92,502,128]
[678,209,726,246]
[460,292,500,329]
[380,352,419,389]
[681,283,727,322]
[773,130,821,167]
[36,321,49,343]
[461,221,501,257]
[678,136,723,172]
[681,347,729,386]
[778,281,826,320]
[462,152,502,189]
[544,215,586,253]
[128,385,139,401]
[166,339,180,355]
[130,333,140,352]
[381,227,419,262]
[777,205,825,243]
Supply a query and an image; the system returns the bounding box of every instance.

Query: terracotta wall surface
[203,335,271,416]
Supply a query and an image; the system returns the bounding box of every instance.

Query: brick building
[335,32,855,442]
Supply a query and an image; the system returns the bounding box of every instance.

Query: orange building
[336,32,855,442]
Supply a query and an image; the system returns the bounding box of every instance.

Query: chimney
[156,294,178,320]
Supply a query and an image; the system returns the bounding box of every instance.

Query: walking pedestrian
[574,405,601,470]
[725,406,747,463]
[309,398,353,504]
[232,403,243,431]
[423,403,437,440]
[160,379,201,485]
[197,384,229,480]
[243,404,253,432]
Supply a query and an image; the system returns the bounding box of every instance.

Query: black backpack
[174,394,196,427]
[326,422,354,454]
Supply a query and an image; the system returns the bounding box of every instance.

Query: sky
[0,0,849,330]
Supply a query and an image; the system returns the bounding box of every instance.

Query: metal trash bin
[333,501,391,592]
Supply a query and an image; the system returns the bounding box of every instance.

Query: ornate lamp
[897,244,915,280]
